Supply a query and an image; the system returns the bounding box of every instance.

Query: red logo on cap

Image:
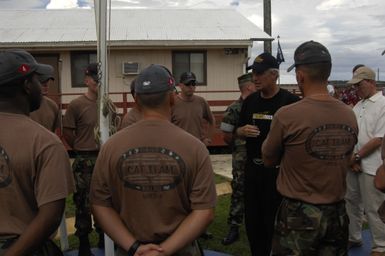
[168,77,174,86]
[18,64,30,74]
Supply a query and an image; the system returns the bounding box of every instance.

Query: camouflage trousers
[227,150,246,226]
[272,197,349,256]
[116,240,202,256]
[0,237,63,256]
[72,152,102,237]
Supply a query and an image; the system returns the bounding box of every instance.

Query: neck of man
[179,93,193,101]
[302,82,330,99]
[141,108,171,121]
[0,97,30,115]
[260,84,279,99]
[365,87,378,99]
[241,90,252,100]
[85,90,98,101]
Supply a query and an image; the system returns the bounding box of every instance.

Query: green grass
[59,174,251,255]
[199,194,250,256]
[215,174,231,184]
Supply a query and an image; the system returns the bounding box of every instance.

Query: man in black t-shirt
[236,52,299,256]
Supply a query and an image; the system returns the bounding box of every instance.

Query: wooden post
[263,0,272,53]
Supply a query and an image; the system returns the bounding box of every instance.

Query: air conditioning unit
[122,62,139,75]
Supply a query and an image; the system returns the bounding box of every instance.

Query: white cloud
[1,0,384,81]
[46,0,79,9]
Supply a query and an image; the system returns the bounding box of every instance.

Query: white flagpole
[94,0,115,255]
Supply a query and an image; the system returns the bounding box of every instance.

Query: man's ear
[295,69,305,86]
[134,95,142,111]
[22,79,31,95]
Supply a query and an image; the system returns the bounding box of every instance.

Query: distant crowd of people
[0,39,385,256]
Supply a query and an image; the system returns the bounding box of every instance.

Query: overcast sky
[1,0,384,83]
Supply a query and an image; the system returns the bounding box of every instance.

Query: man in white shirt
[345,66,385,256]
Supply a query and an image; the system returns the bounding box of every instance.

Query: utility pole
[263,0,272,53]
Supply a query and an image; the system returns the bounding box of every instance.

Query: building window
[172,51,207,85]
[71,51,97,87]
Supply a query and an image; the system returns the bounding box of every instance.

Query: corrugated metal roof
[0,9,272,46]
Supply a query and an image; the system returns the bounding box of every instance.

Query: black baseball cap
[85,62,99,81]
[135,64,175,94]
[246,52,279,74]
[180,72,196,84]
[38,64,55,83]
[0,49,51,86]
[287,40,331,72]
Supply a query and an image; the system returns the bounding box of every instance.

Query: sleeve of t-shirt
[202,98,214,125]
[90,146,112,207]
[220,105,236,133]
[62,101,77,129]
[189,147,217,210]
[35,142,75,207]
[54,106,61,131]
[262,111,285,160]
[238,97,249,128]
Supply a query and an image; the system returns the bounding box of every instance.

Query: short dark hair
[297,62,331,82]
[136,91,169,109]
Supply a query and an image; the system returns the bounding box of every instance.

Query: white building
[0,8,272,145]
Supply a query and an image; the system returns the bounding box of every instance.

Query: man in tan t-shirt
[119,79,142,130]
[262,41,358,255]
[171,72,215,146]
[30,64,61,132]
[90,64,217,256]
[0,50,74,255]
[62,63,103,255]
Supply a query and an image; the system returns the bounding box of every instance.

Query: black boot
[78,235,94,256]
[221,226,239,245]
[97,233,105,249]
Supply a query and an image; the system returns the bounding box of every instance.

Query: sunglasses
[184,81,196,86]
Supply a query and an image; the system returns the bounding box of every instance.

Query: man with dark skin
[0,50,74,255]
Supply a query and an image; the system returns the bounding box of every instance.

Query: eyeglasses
[354,80,367,88]
[185,81,196,86]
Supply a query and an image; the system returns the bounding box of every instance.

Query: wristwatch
[127,240,141,256]
[354,153,361,162]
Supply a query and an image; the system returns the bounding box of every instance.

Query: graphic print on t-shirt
[0,146,11,188]
[305,124,357,160]
[118,147,186,194]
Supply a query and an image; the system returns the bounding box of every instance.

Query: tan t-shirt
[119,107,142,130]
[90,119,217,242]
[30,96,60,132]
[262,97,358,204]
[63,95,98,151]
[0,113,75,236]
[171,95,214,140]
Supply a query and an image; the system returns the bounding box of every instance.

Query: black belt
[283,196,344,208]
[75,150,99,156]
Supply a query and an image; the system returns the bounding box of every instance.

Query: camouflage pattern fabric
[72,153,102,237]
[116,240,202,256]
[272,198,348,256]
[228,145,246,226]
[221,98,247,226]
